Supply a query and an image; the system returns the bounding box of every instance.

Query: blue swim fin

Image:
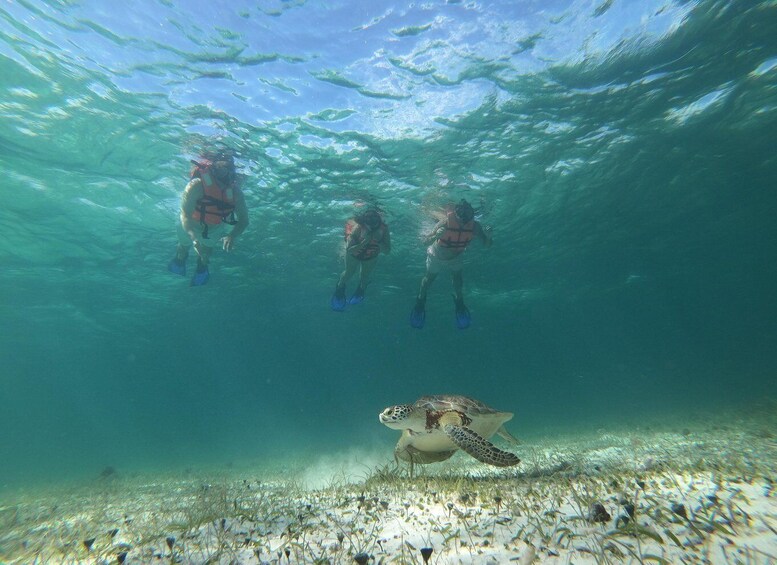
[191,265,210,286]
[349,286,366,305]
[410,299,426,329]
[167,257,186,276]
[331,285,347,311]
[454,296,471,329]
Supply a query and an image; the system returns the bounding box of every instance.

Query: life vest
[344,219,386,260]
[437,211,474,254]
[189,161,237,229]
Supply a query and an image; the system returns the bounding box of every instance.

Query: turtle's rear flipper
[497,425,521,445]
[444,425,520,467]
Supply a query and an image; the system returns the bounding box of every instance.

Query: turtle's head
[379,404,415,429]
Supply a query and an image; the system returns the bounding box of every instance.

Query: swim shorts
[425,246,464,274]
[176,219,228,249]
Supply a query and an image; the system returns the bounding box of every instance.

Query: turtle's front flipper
[443,425,520,467]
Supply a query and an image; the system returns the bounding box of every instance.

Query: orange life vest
[344,219,386,260]
[190,162,237,227]
[437,211,474,254]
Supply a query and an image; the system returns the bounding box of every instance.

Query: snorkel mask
[211,158,235,186]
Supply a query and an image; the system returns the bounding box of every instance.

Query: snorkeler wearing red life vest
[331,208,392,311]
[167,152,249,286]
[410,199,492,329]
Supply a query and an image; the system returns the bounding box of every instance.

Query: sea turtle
[379,395,520,467]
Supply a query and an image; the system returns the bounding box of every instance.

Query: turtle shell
[413,395,503,416]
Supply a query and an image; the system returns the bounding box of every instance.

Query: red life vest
[344,219,386,260]
[437,211,474,254]
[190,161,237,226]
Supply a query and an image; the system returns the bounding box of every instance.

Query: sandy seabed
[1,412,776,564]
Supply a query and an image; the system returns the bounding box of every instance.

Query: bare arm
[346,225,370,252]
[230,188,249,238]
[180,178,204,239]
[380,225,391,254]
[474,221,492,248]
[423,219,447,246]
[223,188,249,252]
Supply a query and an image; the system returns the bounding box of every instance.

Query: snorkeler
[331,208,391,311]
[410,199,492,329]
[167,152,249,286]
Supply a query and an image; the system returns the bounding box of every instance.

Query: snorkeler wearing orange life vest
[410,199,492,329]
[331,208,392,311]
[167,152,249,286]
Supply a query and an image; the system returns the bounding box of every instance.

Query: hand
[222,235,235,252]
[482,225,493,247]
[425,227,444,242]
[354,227,371,245]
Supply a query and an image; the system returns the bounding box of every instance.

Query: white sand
[1,418,776,564]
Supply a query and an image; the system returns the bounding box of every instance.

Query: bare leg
[337,254,359,291]
[356,257,378,292]
[417,270,438,302]
[175,244,189,262]
[410,270,434,328]
[452,269,464,303]
[451,269,470,328]
[196,245,213,270]
[411,252,439,327]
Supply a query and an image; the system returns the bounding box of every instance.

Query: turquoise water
[1,0,775,487]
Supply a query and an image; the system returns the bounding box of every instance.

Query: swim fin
[330,285,347,311]
[167,257,186,276]
[349,286,366,305]
[453,296,471,329]
[410,298,426,329]
[191,265,210,286]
